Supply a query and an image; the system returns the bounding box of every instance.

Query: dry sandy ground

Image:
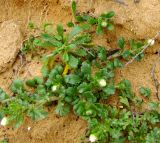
[0,0,160,142]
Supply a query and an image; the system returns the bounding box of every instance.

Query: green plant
[71,1,115,34]
[0,139,8,143]
[139,87,151,98]
[0,1,159,143]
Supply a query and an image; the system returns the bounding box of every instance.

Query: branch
[113,0,128,6]
[125,32,160,67]
[151,50,160,100]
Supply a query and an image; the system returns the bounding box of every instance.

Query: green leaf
[148,102,159,110]
[62,52,69,62]
[36,85,46,95]
[26,79,36,87]
[56,101,70,116]
[73,101,85,116]
[67,22,74,27]
[87,17,97,25]
[34,76,43,85]
[0,139,8,143]
[82,91,97,103]
[118,37,125,49]
[80,23,91,30]
[72,1,77,16]
[68,26,82,41]
[139,87,151,97]
[101,11,115,18]
[64,74,81,85]
[78,82,92,93]
[27,106,48,120]
[75,15,84,22]
[120,96,129,107]
[28,21,35,30]
[40,33,63,48]
[129,39,136,49]
[11,79,24,93]
[107,23,114,31]
[81,61,91,75]
[122,50,131,60]
[14,115,24,128]
[57,24,64,38]
[66,44,76,50]
[0,88,9,101]
[98,47,107,61]
[96,18,103,35]
[75,48,87,57]
[103,85,115,95]
[68,55,79,69]
[41,66,49,78]
[113,58,123,68]
[64,87,77,103]
[73,34,91,45]
[42,22,53,32]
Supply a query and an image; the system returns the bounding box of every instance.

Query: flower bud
[98,79,107,87]
[89,134,97,142]
[0,117,8,126]
[119,105,124,109]
[86,110,93,116]
[101,21,107,27]
[27,126,31,131]
[51,85,58,92]
[147,39,155,46]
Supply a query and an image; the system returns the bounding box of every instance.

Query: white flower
[98,79,107,87]
[0,117,8,126]
[119,105,124,109]
[27,126,31,131]
[147,39,155,46]
[52,85,58,92]
[101,21,107,27]
[89,134,97,142]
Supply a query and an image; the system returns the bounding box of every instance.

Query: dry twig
[113,0,128,6]
[151,50,160,100]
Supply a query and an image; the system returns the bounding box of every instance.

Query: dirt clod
[0,21,22,73]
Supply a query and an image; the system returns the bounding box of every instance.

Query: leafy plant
[139,86,151,98]
[0,139,8,143]
[0,1,159,143]
[71,1,115,34]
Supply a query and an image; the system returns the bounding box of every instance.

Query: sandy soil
[0,0,160,142]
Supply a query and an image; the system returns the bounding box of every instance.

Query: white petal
[52,85,57,92]
[99,79,106,87]
[1,117,8,126]
[147,39,155,46]
[27,126,31,131]
[89,134,97,142]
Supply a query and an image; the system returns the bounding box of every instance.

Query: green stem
[1,96,59,105]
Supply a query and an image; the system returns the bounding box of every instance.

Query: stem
[151,50,160,100]
[107,52,121,60]
[125,32,160,66]
[1,96,59,105]
[1,97,16,104]
[35,96,59,106]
